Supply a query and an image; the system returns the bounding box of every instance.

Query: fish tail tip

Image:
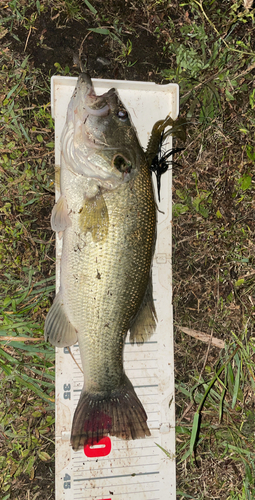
[71,378,150,450]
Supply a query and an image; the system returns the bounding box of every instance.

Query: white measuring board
[51,75,179,500]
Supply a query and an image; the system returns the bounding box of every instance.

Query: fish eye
[113,155,132,173]
[117,109,128,121]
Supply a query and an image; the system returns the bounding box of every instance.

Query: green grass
[0,276,55,495]
[0,46,56,497]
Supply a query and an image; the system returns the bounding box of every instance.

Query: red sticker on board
[84,437,111,457]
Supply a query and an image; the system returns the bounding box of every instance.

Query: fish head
[66,73,144,190]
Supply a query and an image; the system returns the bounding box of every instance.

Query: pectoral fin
[79,192,109,242]
[51,195,72,233]
[44,291,77,347]
[129,274,157,344]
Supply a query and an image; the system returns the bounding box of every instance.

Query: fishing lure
[146,115,186,201]
[150,132,184,202]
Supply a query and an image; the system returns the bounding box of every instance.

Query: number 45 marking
[63,439,112,496]
[63,473,71,489]
[63,473,111,499]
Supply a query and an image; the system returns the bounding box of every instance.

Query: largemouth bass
[44,74,157,450]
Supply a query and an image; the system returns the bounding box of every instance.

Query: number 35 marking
[63,383,71,400]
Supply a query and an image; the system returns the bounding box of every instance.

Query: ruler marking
[111,491,160,496]
[74,494,161,500]
[73,462,159,468]
[73,494,160,499]
[73,451,160,457]
[125,341,158,345]
[74,489,160,496]
[125,367,158,370]
[134,385,158,388]
[73,484,160,492]
[73,458,160,466]
[102,444,159,451]
[125,358,158,361]
[73,453,160,461]
[74,490,160,498]
[73,451,160,459]
[74,471,159,482]
[74,464,159,475]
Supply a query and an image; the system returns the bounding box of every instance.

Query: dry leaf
[243,0,254,9]
[0,28,8,40]
[177,325,225,349]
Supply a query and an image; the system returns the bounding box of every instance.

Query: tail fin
[71,375,150,450]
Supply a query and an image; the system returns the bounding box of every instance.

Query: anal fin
[44,291,77,347]
[129,274,157,344]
